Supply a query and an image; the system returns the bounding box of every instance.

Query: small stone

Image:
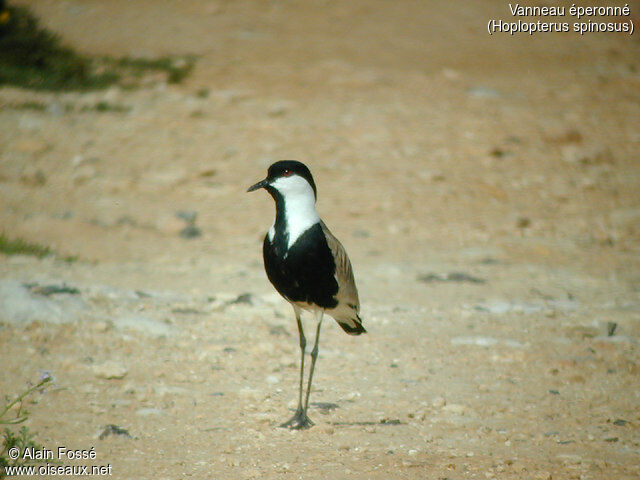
[467,86,501,98]
[230,293,255,305]
[269,325,289,336]
[418,272,485,284]
[556,454,582,465]
[451,336,499,347]
[113,314,175,337]
[490,147,507,158]
[71,165,97,185]
[431,396,446,408]
[98,424,131,440]
[223,147,238,158]
[265,375,280,384]
[136,408,163,416]
[175,210,198,223]
[180,224,202,238]
[26,283,79,296]
[533,472,552,480]
[238,387,262,400]
[442,403,468,415]
[20,168,46,186]
[267,103,289,117]
[93,362,128,380]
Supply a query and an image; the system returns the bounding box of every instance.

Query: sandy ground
[1,1,639,478]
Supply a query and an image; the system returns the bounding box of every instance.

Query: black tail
[337,314,367,336]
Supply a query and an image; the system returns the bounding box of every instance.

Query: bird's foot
[280,408,314,430]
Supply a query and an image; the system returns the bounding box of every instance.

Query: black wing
[263,223,339,309]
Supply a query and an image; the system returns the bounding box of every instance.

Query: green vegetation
[0,4,195,91]
[0,5,118,90]
[80,101,131,113]
[5,101,47,111]
[106,55,196,85]
[0,233,77,263]
[6,101,131,114]
[0,233,51,258]
[0,375,52,476]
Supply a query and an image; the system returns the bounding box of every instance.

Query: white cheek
[270,175,320,248]
[270,175,312,196]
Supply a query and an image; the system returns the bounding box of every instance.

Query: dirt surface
[1,1,639,478]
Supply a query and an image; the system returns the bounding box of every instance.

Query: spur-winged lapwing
[248,160,366,429]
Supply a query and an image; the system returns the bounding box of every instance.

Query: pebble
[20,167,47,186]
[533,472,552,480]
[229,293,256,305]
[93,362,128,379]
[97,424,131,440]
[431,396,446,408]
[267,102,290,117]
[136,408,163,416]
[71,165,97,185]
[467,86,501,98]
[442,403,468,415]
[112,314,175,337]
[238,387,263,400]
[418,272,486,284]
[179,224,202,238]
[556,454,582,465]
[176,210,198,223]
[265,375,280,384]
[451,336,499,347]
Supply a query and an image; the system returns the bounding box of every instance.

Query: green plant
[0,4,196,91]
[0,233,51,258]
[0,5,118,90]
[0,375,52,474]
[106,55,196,85]
[0,233,79,263]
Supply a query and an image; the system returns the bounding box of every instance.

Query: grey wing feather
[321,221,360,311]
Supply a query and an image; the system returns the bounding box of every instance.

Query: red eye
[283,169,292,177]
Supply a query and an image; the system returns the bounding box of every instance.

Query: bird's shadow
[330,418,403,427]
[310,401,340,414]
[307,403,403,426]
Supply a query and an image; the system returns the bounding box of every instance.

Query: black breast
[263,223,339,309]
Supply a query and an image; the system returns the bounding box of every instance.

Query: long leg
[295,309,305,412]
[303,310,324,413]
[280,306,313,429]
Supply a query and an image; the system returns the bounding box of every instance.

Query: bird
[247,160,366,429]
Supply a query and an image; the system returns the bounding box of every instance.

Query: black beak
[247,178,269,192]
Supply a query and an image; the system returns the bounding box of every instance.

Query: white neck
[268,175,320,248]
